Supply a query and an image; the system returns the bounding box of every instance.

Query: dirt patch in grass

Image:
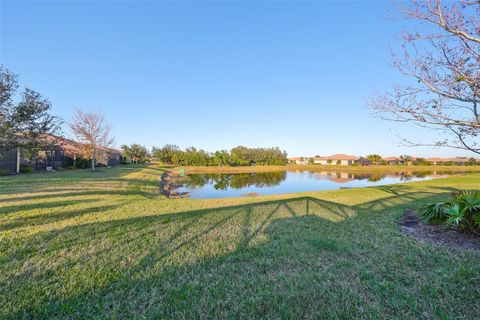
[400,209,480,251]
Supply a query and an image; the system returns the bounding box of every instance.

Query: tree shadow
[0,165,163,197]
[5,188,476,318]
[0,199,98,215]
[372,184,413,195]
[0,203,123,232]
[0,178,160,204]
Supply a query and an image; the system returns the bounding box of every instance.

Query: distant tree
[152,144,181,164]
[213,150,230,166]
[151,145,287,166]
[400,155,413,165]
[0,65,61,160]
[230,146,252,166]
[121,143,149,163]
[69,110,113,171]
[413,157,429,165]
[466,157,477,166]
[366,154,382,165]
[368,1,480,155]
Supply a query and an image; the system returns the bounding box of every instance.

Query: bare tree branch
[369,0,480,155]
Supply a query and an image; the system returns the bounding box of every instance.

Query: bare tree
[368,0,480,154]
[69,110,113,170]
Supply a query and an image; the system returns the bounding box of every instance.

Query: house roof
[426,157,469,162]
[45,134,122,155]
[315,154,359,161]
[383,156,401,161]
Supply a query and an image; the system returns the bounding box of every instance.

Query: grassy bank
[1,165,479,318]
[177,164,480,174]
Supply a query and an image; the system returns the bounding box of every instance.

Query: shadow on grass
[5,184,478,318]
[0,165,163,197]
[0,203,123,232]
[0,178,160,203]
[0,199,99,215]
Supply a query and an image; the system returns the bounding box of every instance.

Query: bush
[20,166,34,174]
[0,169,9,176]
[75,158,91,169]
[420,191,480,230]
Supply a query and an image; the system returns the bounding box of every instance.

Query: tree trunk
[91,147,96,171]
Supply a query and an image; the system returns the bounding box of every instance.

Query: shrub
[20,166,34,174]
[420,191,480,230]
[75,158,91,169]
[0,169,9,176]
[419,202,451,223]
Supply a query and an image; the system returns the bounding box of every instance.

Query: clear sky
[0,1,471,158]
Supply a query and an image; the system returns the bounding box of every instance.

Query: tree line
[148,145,288,166]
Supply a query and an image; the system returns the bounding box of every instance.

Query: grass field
[1,165,480,319]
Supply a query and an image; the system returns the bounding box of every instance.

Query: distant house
[383,156,473,166]
[98,146,123,167]
[313,154,359,165]
[426,157,469,165]
[383,156,402,165]
[289,157,309,165]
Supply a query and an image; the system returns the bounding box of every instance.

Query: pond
[177,170,463,199]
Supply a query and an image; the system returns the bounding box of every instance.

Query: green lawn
[1,165,479,319]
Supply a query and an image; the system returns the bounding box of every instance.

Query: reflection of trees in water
[185,170,464,190]
[184,171,287,190]
[367,173,383,182]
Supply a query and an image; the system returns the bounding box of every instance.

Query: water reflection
[179,170,466,199]
[185,171,287,190]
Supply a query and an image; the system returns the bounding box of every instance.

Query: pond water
[177,170,463,199]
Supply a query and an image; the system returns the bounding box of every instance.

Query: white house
[289,157,309,165]
[313,154,359,165]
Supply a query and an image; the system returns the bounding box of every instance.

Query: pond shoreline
[173,164,480,174]
[159,171,189,199]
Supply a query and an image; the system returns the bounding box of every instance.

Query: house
[383,156,402,165]
[50,136,122,167]
[288,157,309,165]
[0,135,123,174]
[0,137,68,174]
[0,147,19,173]
[313,154,359,165]
[426,157,469,165]
[98,146,123,167]
[383,156,473,166]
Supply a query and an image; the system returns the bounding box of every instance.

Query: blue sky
[0,1,470,157]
